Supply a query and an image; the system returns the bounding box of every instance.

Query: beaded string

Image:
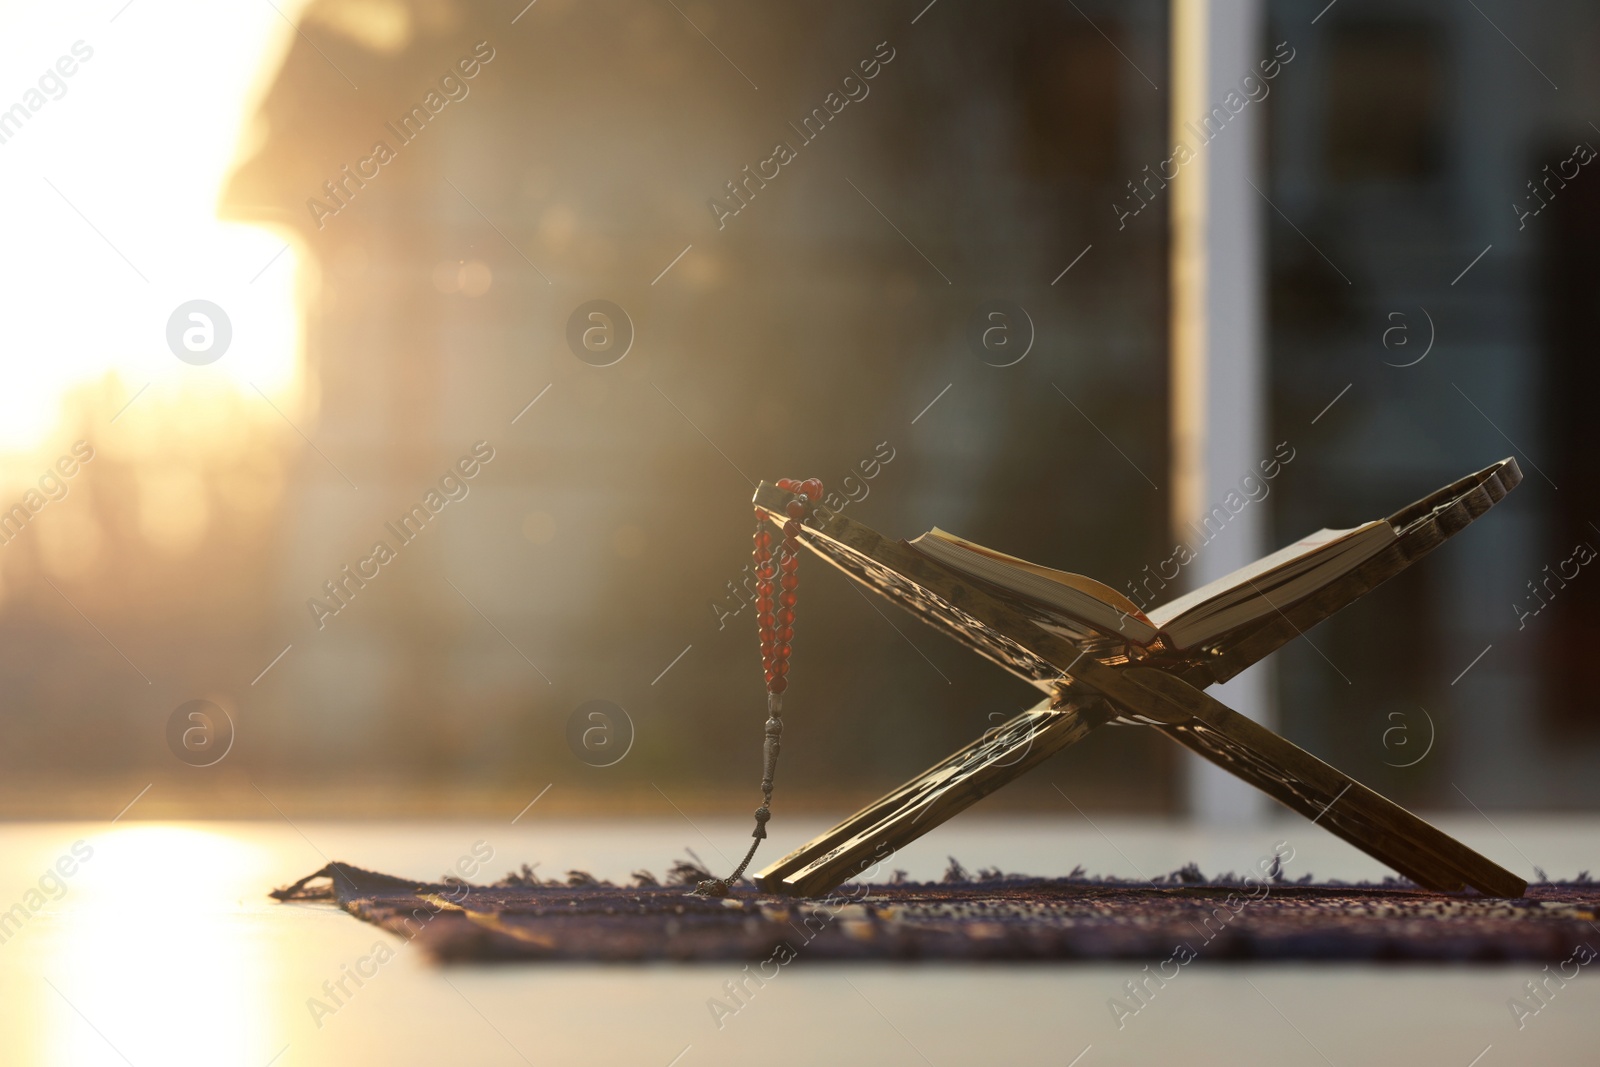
[696,477,824,897]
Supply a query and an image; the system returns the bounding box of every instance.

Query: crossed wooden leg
[756,677,1525,898]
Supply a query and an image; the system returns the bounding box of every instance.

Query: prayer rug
[271,860,1600,963]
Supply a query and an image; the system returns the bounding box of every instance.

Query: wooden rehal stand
[751,458,1528,899]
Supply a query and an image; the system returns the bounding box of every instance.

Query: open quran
[749,459,1529,899]
[908,519,1396,650]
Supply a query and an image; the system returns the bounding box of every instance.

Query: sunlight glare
[0,0,313,473]
[45,824,285,1066]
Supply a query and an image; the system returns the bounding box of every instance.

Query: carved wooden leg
[1116,666,1526,898]
[755,695,1112,896]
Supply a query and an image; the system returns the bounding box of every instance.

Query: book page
[924,529,1152,625]
[1146,523,1389,630]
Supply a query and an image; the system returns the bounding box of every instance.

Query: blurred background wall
[0,0,1592,818]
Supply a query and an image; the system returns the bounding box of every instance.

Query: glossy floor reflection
[0,816,1595,1066]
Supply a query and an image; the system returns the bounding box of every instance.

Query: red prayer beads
[697,477,824,897]
[753,478,820,700]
